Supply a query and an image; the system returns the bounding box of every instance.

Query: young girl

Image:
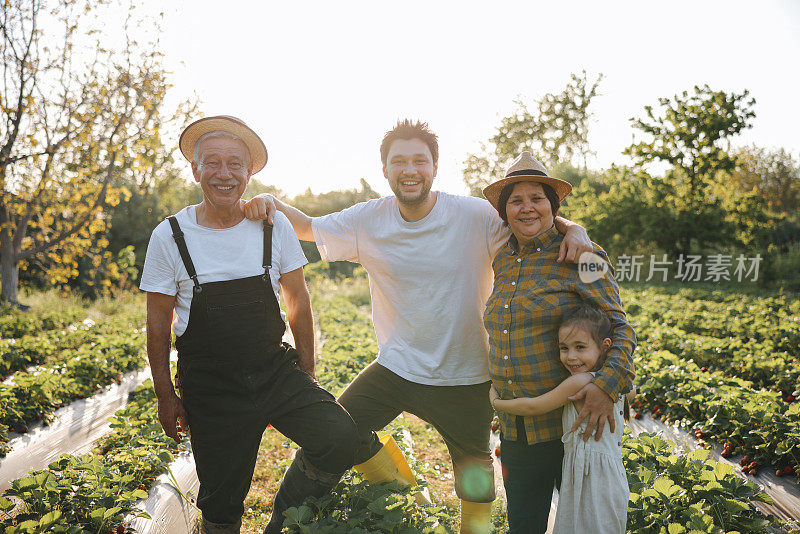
[490,303,631,534]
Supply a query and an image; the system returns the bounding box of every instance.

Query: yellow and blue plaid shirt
[484,225,636,443]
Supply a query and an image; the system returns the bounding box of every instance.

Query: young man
[141,116,356,534]
[244,120,608,533]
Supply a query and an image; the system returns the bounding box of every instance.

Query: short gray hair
[192,131,252,169]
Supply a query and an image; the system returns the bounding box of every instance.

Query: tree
[732,146,800,215]
[0,0,177,303]
[564,163,774,271]
[103,99,200,284]
[463,71,603,196]
[623,85,757,256]
[292,178,379,217]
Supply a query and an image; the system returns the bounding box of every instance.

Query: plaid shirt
[484,225,636,443]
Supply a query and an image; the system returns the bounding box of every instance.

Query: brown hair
[559,302,631,421]
[380,119,439,165]
[497,180,560,226]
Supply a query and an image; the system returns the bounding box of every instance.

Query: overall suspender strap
[263,221,273,273]
[167,216,201,292]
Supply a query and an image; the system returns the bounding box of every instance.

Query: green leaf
[651,477,683,500]
[0,496,14,511]
[38,510,63,529]
[721,497,749,514]
[685,511,714,531]
[283,505,313,526]
[103,506,122,519]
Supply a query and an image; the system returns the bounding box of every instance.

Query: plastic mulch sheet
[0,367,152,492]
[126,450,200,533]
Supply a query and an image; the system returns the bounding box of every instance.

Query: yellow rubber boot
[354,435,432,505]
[460,499,492,534]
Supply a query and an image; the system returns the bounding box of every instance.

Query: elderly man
[140,116,356,534]
[243,120,611,533]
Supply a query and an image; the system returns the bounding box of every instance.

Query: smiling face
[191,135,251,210]
[558,323,611,375]
[383,138,437,207]
[504,181,555,247]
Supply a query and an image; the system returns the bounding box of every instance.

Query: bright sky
[159,0,800,197]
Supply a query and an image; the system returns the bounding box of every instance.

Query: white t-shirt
[312,192,510,385]
[139,207,308,336]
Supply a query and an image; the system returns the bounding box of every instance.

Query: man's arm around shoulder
[242,194,315,241]
[146,291,187,443]
[552,215,595,263]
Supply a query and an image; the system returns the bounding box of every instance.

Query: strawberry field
[623,286,800,484]
[0,275,798,532]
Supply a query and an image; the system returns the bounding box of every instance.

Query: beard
[390,177,432,207]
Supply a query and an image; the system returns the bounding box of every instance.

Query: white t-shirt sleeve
[274,211,308,274]
[139,222,179,296]
[483,199,511,259]
[311,203,364,262]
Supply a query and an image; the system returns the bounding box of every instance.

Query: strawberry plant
[632,316,800,394]
[0,309,83,339]
[0,320,138,378]
[0,329,146,457]
[624,432,784,533]
[0,379,186,532]
[623,287,800,356]
[632,348,800,482]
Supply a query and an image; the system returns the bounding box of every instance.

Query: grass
[11,287,146,326]
[241,430,296,533]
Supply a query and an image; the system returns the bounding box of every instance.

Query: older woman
[482,152,636,533]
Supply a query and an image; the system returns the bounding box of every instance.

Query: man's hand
[568,383,615,441]
[557,223,592,263]
[240,194,276,224]
[157,390,188,443]
[280,267,316,379]
[489,384,500,407]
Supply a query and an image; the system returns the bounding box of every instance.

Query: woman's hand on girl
[568,383,615,441]
[489,384,500,408]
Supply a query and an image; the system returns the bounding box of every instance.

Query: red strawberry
[777,470,784,477]
[117,524,125,534]
[740,457,750,466]
[494,447,501,457]
[634,412,642,419]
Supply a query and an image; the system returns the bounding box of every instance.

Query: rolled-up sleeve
[139,225,178,296]
[572,247,636,401]
[311,204,363,263]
